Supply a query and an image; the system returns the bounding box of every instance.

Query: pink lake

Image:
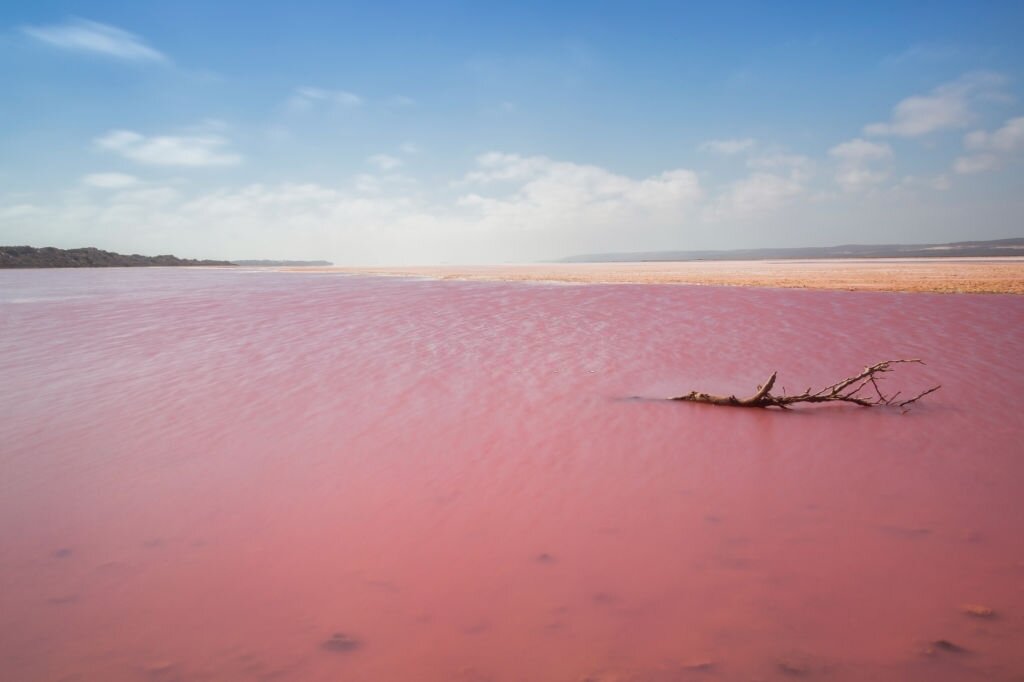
[1,268,1023,681]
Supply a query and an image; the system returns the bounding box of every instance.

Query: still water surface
[1,268,1023,681]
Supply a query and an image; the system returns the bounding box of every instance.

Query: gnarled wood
[671,360,940,410]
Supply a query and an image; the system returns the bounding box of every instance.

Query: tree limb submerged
[670,360,940,411]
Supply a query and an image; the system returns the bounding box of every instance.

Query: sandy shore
[286,257,1024,294]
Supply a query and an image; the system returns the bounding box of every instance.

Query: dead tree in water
[670,359,940,410]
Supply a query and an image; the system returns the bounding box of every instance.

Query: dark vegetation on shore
[1,246,235,268]
[563,237,1024,263]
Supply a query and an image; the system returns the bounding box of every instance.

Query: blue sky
[1,1,1022,263]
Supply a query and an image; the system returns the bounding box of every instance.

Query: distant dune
[562,237,1024,263]
[1,246,235,268]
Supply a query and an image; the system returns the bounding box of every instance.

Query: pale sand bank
[285,257,1024,294]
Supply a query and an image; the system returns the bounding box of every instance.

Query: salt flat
[301,257,1024,294]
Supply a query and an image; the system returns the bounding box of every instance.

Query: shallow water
[1,268,1023,681]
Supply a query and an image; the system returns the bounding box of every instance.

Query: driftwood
[671,359,940,410]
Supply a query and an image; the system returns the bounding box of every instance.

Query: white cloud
[829,139,893,163]
[81,172,140,189]
[95,130,242,167]
[111,187,179,205]
[834,167,890,192]
[14,146,1011,265]
[951,116,1024,175]
[458,152,553,184]
[964,116,1024,154]
[22,18,167,62]
[399,143,420,155]
[452,154,703,259]
[287,87,363,112]
[746,153,812,170]
[353,174,382,194]
[829,139,893,191]
[746,153,814,184]
[706,172,804,220]
[0,204,42,220]
[367,154,403,171]
[700,138,756,155]
[2,153,708,263]
[953,154,1000,175]
[864,72,1006,137]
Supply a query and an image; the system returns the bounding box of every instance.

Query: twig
[670,360,940,410]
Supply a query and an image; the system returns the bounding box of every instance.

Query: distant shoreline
[561,237,1024,263]
[0,246,234,268]
[292,257,1024,295]
[0,247,337,269]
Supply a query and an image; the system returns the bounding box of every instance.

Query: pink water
[1,268,1023,681]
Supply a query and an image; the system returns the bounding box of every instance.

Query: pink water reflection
[1,268,1023,681]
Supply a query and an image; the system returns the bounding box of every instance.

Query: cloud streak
[700,138,756,155]
[829,138,893,192]
[953,116,1024,175]
[964,116,1024,154]
[81,172,141,189]
[367,154,403,171]
[22,18,167,62]
[705,172,804,221]
[288,87,364,112]
[95,130,242,167]
[864,72,1006,137]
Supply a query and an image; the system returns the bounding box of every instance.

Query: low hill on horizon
[562,237,1024,263]
[1,246,235,268]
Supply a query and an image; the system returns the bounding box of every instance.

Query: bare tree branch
[670,360,940,410]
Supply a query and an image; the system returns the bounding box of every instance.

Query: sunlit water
[1,268,1023,681]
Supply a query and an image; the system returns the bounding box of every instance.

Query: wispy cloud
[8,140,1011,263]
[746,153,814,183]
[952,154,999,175]
[81,172,141,189]
[964,116,1024,154]
[367,154,403,171]
[700,138,756,155]
[458,152,552,185]
[864,72,1007,137]
[706,172,804,220]
[953,116,1024,175]
[22,18,167,63]
[829,138,893,191]
[0,204,42,220]
[287,87,363,112]
[2,153,707,263]
[95,130,242,167]
[454,153,703,256]
[829,139,893,163]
